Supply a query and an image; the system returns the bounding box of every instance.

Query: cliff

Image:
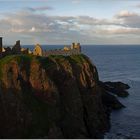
[0,54,129,138]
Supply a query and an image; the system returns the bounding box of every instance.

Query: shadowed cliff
[0,54,129,138]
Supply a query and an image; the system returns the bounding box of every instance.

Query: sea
[23,45,140,139]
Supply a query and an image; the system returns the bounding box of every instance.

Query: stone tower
[12,40,21,54]
[33,44,43,56]
[0,37,2,57]
[71,42,81,52]
[77,43,81,52]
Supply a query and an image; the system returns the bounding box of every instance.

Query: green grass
[0,54,34,67]
[0,55,34,79]
[15,55,34,64]
[70,54,86,63]
[0,54,87,79]
[0,55,16,78]
[0,55,16,65]
[37,56,56,70]
[46,54,86,65]
[48,55,66,59]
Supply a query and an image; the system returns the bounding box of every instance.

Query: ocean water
[23,45,140,139]
[82,45,140,139]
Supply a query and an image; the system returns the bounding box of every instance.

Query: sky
[1,0,140,45]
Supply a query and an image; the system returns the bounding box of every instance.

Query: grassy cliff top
[0,54,96,80]
[0,54,88,65]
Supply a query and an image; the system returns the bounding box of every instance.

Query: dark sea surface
[23,45,140,139]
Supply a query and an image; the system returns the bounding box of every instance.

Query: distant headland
[0,37,81,58]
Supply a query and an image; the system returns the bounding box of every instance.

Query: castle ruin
[43,42,81,56]
[12,40,21,54]
[0,37,81,58]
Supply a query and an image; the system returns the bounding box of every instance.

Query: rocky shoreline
[0,54,129,138]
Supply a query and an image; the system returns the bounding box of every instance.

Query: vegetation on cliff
[0,54,129,138]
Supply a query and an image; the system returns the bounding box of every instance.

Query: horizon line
[3,44,140,46]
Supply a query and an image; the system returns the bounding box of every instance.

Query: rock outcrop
[0,54,129,138]
[103,81,130,97]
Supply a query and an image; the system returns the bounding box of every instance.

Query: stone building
[63,46,70,51]
[3,47,12,56]
[33,44,43,56]
[0,37,2,57]
[71,43,81,52]
[21,48,32,55]
[0,37,81,58]
[12,40,21,54]
[44,43,81,56]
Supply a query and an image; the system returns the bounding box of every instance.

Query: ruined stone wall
[0,37,2,50]
[43,48,81,56]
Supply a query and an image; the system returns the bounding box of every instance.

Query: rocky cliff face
[0,54,128,138]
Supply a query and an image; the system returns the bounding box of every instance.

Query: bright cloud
[30,27,36,32]
[116,10,137,18]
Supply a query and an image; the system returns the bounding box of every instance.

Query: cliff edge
[0,54,129,138]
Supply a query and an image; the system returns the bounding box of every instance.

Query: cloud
[27,6,53,12]
[134,3,140,8]
[116,10,138,18]
[97,26,140,35]
[0,11,86,44]
[29,27,36,32]
[1,9,140,44]
[115,10,140,28]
